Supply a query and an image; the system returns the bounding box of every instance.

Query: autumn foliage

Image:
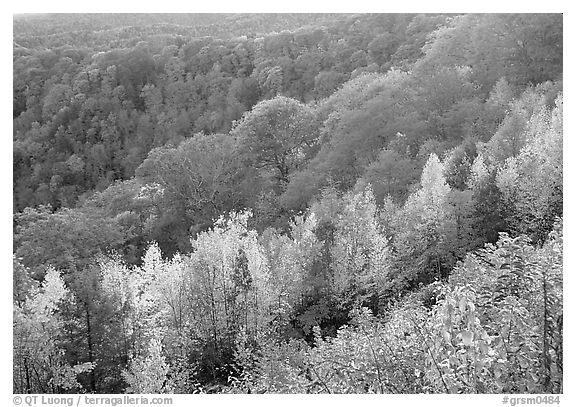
[13,13,562,394]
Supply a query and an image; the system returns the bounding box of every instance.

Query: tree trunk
[86,306,96,392]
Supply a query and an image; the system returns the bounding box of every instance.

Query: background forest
[13,13,563,394]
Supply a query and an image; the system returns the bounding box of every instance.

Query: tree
[123,338,172,394]
[415,14,563,93]
[285,69,422,208]
[136,133,244,255]
[496,94,562,241]
[363,149,419,203]
[330,184,392,311]
[231,96,319,189]
[442,141,476,190]
[13,256,36,306]
[99,245,196,392]
[392,153,452,286]
[42,83,73,121]
[131,210,272,384]
[412,65,479,143]
[305,305,428,393]
[259,213,321,322]
[431,224,563,393]
[13,268,94,393]
[482,86,547,166]
[14,205,125,279]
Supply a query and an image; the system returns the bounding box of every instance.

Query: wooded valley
[13,13,563,394]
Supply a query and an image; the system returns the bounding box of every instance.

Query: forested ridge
[13,13,563,394]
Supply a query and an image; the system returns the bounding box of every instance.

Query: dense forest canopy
[13,13,563,394]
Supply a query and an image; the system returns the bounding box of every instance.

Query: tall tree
[231,96,319,190]
[496,94,562,241]
[136,133,244,255]
[13,268,94,393]
[392,153,452,286]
